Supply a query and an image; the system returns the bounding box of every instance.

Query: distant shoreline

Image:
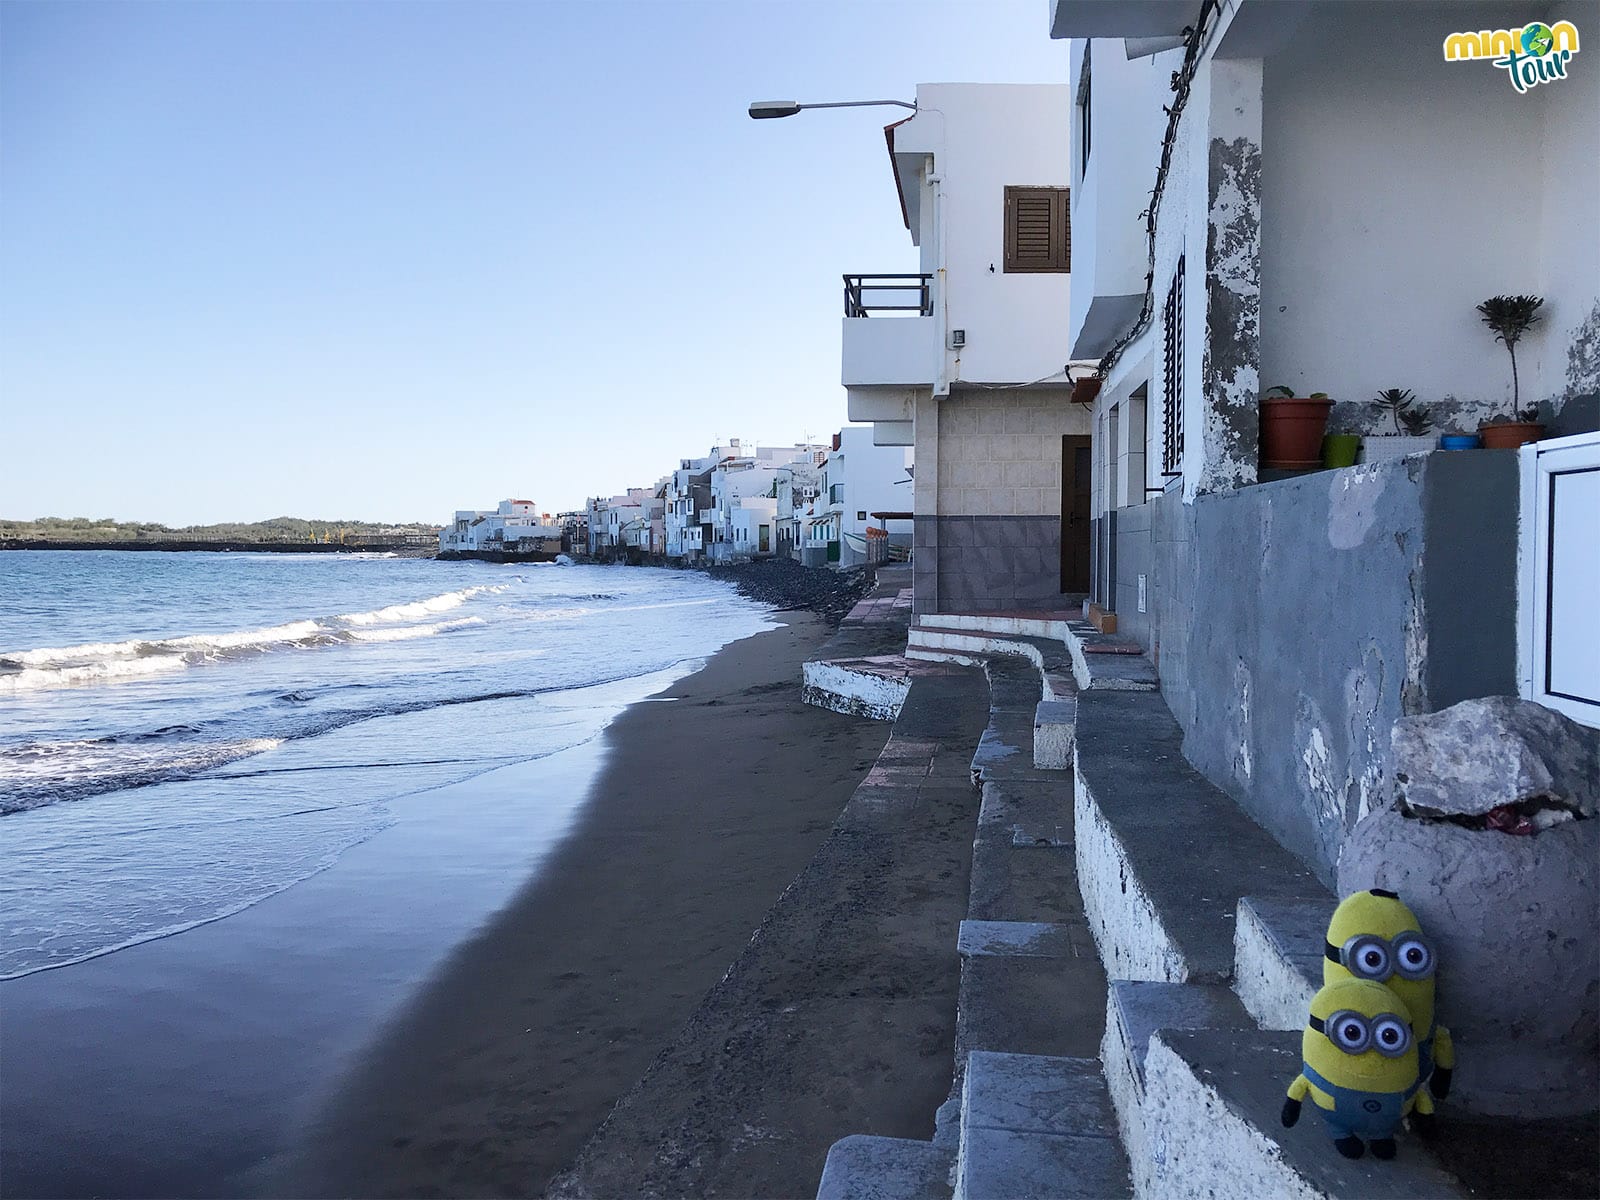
[0,539,437,556]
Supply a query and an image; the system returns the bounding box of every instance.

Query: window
[857,510,867,521]
[1004,186,1070,273]
[1162,255,1185,475]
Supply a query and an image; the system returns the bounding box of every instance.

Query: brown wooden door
[1061,435,1091,593]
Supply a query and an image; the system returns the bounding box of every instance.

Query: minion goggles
[1309,1010,1414,1057]
[1324,932,1436,982]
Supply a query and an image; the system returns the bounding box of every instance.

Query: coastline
[273,611,891,1198]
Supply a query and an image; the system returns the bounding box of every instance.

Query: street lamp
[748,98,916,120]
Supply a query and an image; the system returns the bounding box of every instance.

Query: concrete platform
[1142,1029,1464,1200]
[1073,690,1327,983]
[1033,699,1076,770]
[816,1135,953,1200]
[1100,981,1257,1197]
[954,1052,1131,1200]
[1233,895,1329,1031]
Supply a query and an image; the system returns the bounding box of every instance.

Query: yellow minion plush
[1323,888,1455,1102]
[1282,978,1433,1160]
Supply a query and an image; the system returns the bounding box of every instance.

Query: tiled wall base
[914,515,1072,613]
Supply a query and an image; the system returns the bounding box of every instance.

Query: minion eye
[1393,935,1435,980]
[1373,1016,1412,1058]
[1345,935,1393,981]
[1329,1012,1371,1053]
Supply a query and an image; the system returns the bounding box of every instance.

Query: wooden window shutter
[1004,186,1070,273]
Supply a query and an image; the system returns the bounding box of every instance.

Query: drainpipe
[929,169,949,399]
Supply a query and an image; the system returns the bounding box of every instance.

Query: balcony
[841,273,936,391]
[843,274,931,318]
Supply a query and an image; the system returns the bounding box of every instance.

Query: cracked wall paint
[1233,658,1253,786]
[1566,298,1600,397]
[1197,134,1261,498]
[1345,645,1387,826]
[1326,464,1389,549]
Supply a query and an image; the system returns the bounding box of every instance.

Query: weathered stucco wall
[1118,452,1518,883]
[1260,1,1597,432]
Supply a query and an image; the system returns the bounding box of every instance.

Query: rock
[1339,805,1599,1118]
[1391,696,1600,821]
[706,559,875,626]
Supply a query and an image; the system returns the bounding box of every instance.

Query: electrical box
[948,329,966,350]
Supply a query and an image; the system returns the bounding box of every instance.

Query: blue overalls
[1302,1063,1422,1141]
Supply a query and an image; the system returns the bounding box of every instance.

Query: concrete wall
[894,84,1074,387]
[912,385,1091,612]
[1115,452,1519,883]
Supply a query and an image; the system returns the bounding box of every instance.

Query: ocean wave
[0,737,285,815]
[0,587,507,692]
[337,584,505,625]
[347,616,484,642]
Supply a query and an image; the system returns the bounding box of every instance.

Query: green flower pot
[1323,434,1361,468]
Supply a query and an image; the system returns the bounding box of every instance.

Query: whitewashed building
[841,83,1092,612]
[439,499,562,553]
[1047,0,1598,877]
[801,427,913,567]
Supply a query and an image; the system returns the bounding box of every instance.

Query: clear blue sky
[1,1,1065,525]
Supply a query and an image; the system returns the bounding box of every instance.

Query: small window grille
[1162,255,1185,475]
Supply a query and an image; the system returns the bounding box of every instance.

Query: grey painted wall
[914,515,1074,613]
[1110,452,1518,884]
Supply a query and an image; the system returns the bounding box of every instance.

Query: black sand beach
[277,612,893,1198]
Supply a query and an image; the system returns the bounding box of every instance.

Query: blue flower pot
[1439,434,1481,450]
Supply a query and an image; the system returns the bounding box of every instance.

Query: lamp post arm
[798,99,916,112]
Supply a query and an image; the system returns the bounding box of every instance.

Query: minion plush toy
[1282,978,1433,1159]
[1323,888,1454,1107]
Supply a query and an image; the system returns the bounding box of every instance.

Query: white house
[840,83,1091,612]
[704,444,826,562]
[1048,0,1598,877]
[439,499,562,553]
[801,427,913,567]
[774,457,824,560]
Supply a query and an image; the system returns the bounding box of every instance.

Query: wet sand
[278,613,891,1198]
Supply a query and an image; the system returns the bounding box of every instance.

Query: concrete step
[1073,690,1329,983]
[816,1135,954,1200]
[1141,1028,1465,1199]
[954,919,1106,1102]
[802,655,915,721]
[1233,895,1329,1031]
[970,781,1078,925]
[918,611,1074,641]
[1033,699,1076,770]
[1100,980,1258,1196]
[954,1052,1132,1200]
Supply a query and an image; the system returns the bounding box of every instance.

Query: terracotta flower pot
[1261,396,1334,469]
[1478,421,1544,449]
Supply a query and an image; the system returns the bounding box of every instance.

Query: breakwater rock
[707,558,873,626]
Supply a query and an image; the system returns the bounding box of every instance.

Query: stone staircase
[817,611,1470,1200]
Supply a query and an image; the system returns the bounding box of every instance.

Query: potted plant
[1261,386,1334,469]
[1360,387,1436,463]
[1475,294,1546,449]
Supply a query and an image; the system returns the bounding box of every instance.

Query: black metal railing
[843,273,932,318]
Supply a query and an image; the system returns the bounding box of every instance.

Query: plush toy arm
[1430,1025,1455,1098]
[1282,1075,1309,1127]
[1414,1087,1436,1116]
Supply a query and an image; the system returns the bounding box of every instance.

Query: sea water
[0,551,779,1196]
[0,551,774,978]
